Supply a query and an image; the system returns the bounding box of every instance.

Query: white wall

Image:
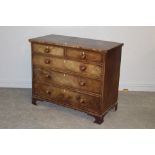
[0,26,155,91]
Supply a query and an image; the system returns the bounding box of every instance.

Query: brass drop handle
[44,59,51,64]
[79,98,85,104]
[79,81,86,86]
[46,90,51,95]
[80,52,86,59]
[80,65,87,71]
[44,46,50,53]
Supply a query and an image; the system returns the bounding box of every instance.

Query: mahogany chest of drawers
[29,34,123,124]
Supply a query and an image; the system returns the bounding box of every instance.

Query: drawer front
[34,83,100,113]
[66,48,103,63]
[32,43,64,57]
[33,54,102,78]
[34,68,101,94]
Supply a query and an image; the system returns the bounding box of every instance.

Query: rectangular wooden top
[29,34,123,52]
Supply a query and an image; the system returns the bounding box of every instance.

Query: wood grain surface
[30,34,123,124]
[29,34,123,52]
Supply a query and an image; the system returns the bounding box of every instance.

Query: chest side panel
[102,47,122,112]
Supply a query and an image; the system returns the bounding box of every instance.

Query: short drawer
[66,48,103,63]
[34,83,101,113]
[32,43,64,57]
[34,67,101,94]
[33,54,102,79]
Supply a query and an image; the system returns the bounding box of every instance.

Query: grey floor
[0,88,155,129]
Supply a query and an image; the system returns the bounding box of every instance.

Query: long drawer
[32,54,102,79]
[34,83,101,114]
[33,67,101,94]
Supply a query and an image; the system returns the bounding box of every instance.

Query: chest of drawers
[29,34,123,124]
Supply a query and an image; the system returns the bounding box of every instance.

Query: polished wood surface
[33,43,64,57]
[34,67,101,94]
[102,47,122,111]
[66,48,103,63]
[29,34,123,52]
[29,34,123,124]
[32,54,102,79]
[34,83,100,114]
